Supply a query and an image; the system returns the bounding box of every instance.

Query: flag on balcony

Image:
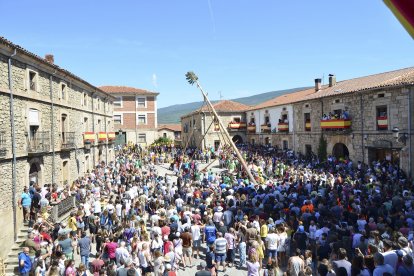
[384,0,414,39]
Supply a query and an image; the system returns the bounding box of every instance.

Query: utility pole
[186,71,257,185]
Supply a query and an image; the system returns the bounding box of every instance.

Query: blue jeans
[81,254,89,267]
[238,242,246,267]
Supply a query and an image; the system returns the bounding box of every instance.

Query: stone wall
[0,47,115,258]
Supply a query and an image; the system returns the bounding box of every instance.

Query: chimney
[329,74,336,87]
[314,78,322,92]
[45,54,54,64]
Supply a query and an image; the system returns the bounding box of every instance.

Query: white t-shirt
[175,198,184,208]
[93,201,101,213]
[266,233,279,250]
[83,202,91,217]
[191,225,201,241]
[115,204,122,217]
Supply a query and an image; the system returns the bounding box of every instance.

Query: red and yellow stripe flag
[384,0,414,39]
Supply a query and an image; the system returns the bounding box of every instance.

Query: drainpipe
[202,112,206,150]
[135,93,138,144]
[104,98,108,165]
[8,49,17,241]
[292,108,296,153]
[50,70,57,185]
[92,90,95,166]
[360,93,365,164]
[408,86,412,182]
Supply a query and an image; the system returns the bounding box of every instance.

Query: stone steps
[4,215,71,275]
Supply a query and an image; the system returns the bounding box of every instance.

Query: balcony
[98,132,107,143]
[261,124,271,133]
[27,131,50,154]
[320,119,352,130]
[61,132,75,150]
[228,121,247,131]
[305,120,311,131]
[83,132,95,149]
[247,125,256,133]
[278,122,289,132]
[377,116,388,130]
[0,131,7,158]
[107,132,116,143]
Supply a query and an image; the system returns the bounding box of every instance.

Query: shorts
[268,249,277,258]
[193,239,201,248]
[215,253,225,262]
[183,247,192,257]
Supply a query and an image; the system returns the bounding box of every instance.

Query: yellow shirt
[68,216,77,231]
[260,224,268,238]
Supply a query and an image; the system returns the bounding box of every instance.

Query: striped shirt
[214,237,227,254]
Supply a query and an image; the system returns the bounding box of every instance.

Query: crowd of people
[16,143,414,276]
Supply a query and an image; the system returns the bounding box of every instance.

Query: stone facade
[181,110,247,150]
[292,86,414,175]
[0,39,115,258]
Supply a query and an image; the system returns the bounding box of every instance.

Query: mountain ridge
[157,87,310,124]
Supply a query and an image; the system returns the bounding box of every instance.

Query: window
[264,116,270,124]
[233,117,241,123]
[137,115,146,125]
[28,109,40,126]
[84,117,88,132]
[378,93,385,98]
[28,71,37,91]
[163,133,167,138]
[61,114,67,142]
[0,131,5,147]
[84,93,88,107]
[335,99,340,103]
[250,117,255,124]
[97,119,102,131]
[282,140,288,150]
[96,98,101,111]
[304,113,311,131]
[60,83,67,100]
[113,97,123,107]
[113,114,122,124]
[138,134,146,143]
[137,97,146,108]
[377,106,388,130]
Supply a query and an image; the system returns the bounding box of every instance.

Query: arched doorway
[332,143,349,159]
[29,162,40,185]
[232,135,243,145]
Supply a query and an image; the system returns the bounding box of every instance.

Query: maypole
[185,71,257,185]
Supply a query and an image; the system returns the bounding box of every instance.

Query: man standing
[204,221,217,249]
[373,252,394,276]
[77,231,91,268]
[19,187,31,223]
[332,248,352,276]
[181,227,193,267]
[18,247,32,276]
[214,232,228,272]
[191,221,202,259]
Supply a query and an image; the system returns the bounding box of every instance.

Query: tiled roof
[249,67,414,110]
[200,100,250,112]
[99,86,159,95]
[249,88,315,110]
[158,124,181,132]
[302,67,414,101]
[0,36,115,99]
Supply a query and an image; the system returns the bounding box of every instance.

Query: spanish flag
[384,0,414,39]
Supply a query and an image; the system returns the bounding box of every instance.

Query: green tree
[152,137,173,146]
[318,134,327,162]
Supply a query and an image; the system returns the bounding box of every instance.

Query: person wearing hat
[398,236,413,257]
[382,239,398,271]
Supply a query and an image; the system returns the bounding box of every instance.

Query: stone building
[291,68,414,175]
[246,89,314,149]
[181,100,250,150]
[100,86,159,146]
[0,37,115,257]
[157,124,182,143]
[245,67,414,176]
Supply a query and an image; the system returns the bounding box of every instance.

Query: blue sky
[0,0,413,108]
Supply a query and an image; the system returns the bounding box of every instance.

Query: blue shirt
[18,252,32,273]
[21,193,31,207]
[205,225,216,244]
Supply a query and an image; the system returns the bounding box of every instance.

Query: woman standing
[247,252,260,276]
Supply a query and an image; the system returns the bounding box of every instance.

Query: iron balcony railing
[0,131,6,157]
[61,132,76,150]
[27,131,50,153]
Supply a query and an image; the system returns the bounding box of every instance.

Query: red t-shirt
[105,242,118,259]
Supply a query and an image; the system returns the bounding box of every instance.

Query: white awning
[28,109,39,126]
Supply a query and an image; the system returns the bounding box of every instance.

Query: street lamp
[392,127,409,145]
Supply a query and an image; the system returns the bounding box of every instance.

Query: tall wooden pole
[186,72,257,185]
